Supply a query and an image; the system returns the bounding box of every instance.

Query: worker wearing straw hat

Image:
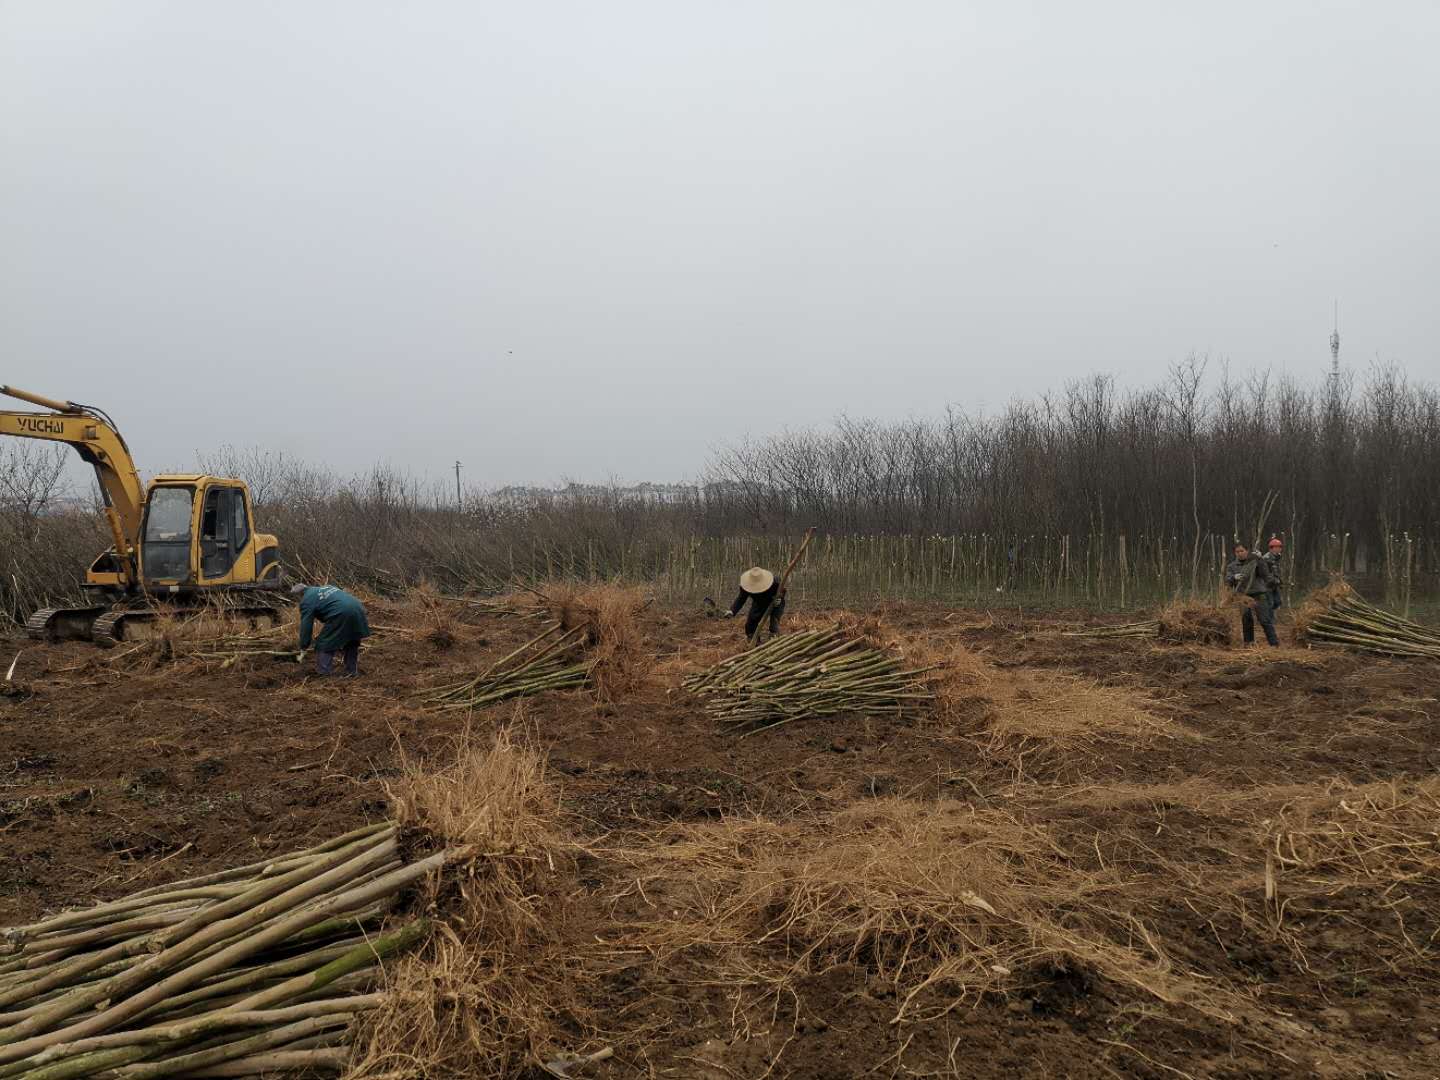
[724,566,786,640]
[1261,537,1285,612]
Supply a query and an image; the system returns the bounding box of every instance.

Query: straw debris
[612,799,1224,1024]
[1061,598,1232,645]
[351,725,587,1079]
[1156,599,1233,645]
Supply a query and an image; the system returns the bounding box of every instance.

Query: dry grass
[896,633,1187,750]
[1058,775,1440,968]
[1291,576,1356,641]
[1156,598,1233,645]
[982,672,1183,746]
[349,721,588,1078]
[385,720,563,855]
[1060,777,1314,818]
[611,798,1229,1026]
[1262,776,1440,896]
[396,583,463,651]
[545,582,653,700]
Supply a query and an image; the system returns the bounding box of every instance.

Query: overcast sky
[3,1,1437,489]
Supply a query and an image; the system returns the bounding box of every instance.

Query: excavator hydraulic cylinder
[0,386,77,413]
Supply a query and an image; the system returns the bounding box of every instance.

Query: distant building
[487,481,700,507]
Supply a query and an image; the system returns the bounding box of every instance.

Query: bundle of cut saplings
[0,821,463,1079]
[425,622,592,710]
[1296,580,1440,659]
[683,626,936,734]
[1061,620,1160,639]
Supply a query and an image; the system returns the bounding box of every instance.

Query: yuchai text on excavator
[0,385,284,643]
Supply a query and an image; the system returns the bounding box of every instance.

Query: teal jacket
[298,586,371,652]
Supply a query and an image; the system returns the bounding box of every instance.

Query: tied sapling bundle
[1295,580,1440,659]
[1062,621,1160,640]
[683,626,937,734]
[425,623,592,710]
[1061,599,1232,646]
[0,821,468,1079]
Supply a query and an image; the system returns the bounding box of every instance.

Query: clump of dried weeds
[399,582,463,651]
[348,722,590,1078]
[545,582,653,700]
[1157,598,1234,645]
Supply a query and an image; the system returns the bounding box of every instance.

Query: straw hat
[739,567,774,593]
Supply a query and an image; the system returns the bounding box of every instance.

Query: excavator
[0,385,285,643]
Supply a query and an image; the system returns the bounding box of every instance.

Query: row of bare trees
[2,362,1437,623]
[700,360,1440,586]
[0,446,701,623]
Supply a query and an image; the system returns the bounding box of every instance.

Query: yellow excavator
[0,385,284,643]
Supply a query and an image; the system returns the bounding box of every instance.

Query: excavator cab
[97,476,282,595]
[1,385,284,642]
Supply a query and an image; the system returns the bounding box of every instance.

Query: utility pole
[454,460,462,512]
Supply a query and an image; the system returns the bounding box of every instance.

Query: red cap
[1268,538,1283,549]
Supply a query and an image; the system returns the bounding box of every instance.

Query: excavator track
[90,610,129,647]
[89,603,285,647]
[24,606,107,643]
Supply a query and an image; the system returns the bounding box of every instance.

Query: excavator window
[200,486,247,579]
[142,487,195,582]
[145,488,193,542]
[231,490,250,553]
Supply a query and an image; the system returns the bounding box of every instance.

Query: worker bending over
[724,566,785,640]
[292,583,371,676]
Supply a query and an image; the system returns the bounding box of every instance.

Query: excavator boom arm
[0,387,146,579]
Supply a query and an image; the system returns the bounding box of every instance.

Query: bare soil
[3,597,1438,1078]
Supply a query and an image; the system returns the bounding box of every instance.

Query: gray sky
[3,1,1437,489]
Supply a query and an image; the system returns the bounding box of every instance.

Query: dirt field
[3,594,1438,1079]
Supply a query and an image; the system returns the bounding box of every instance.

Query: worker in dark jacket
[1224,544,1280,647]
[1261,537,1285,611]
[723,566,785,641]
[292,584,371,675]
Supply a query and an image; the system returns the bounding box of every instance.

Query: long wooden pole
[777,527,818,594]
[750,528,817,644]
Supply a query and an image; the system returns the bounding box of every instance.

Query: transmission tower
[1328,301,1340,391]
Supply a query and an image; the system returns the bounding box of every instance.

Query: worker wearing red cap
[1261,537,1285,613]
